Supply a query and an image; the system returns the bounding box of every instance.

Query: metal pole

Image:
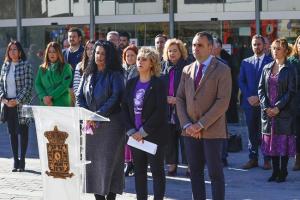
[255,0,260,35]
[133,0,135,15]
[90,0,95,40]
[16,0,22,42]
[115,0,117,15]
[69,0,72,16]
[169,0,174,38]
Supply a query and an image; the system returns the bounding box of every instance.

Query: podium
[23,105,109,200]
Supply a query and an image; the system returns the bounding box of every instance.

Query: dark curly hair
[85,40,122,75]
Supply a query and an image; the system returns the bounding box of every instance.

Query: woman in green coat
[35,42,72,106]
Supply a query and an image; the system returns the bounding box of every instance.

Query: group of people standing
[239,35,300,183]
[0,26,299,200]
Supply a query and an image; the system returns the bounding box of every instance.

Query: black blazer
[258,61,296,135]
[122,76,169,146]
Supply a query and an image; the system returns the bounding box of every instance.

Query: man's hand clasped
[186,123,203,139]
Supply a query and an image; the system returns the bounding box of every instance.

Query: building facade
[1,0,300,64]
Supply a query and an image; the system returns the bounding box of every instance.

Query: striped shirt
[73,62,83,95]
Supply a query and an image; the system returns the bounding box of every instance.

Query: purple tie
[194,64,204,89]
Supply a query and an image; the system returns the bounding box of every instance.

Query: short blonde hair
[163,38,188,61]
[138,47,161,77]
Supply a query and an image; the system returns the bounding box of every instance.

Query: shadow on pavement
[24,169,41,175]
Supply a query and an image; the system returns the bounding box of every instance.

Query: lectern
[23,105,109,200]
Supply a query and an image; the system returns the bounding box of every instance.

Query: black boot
[106,192,116,200]
[268,156,279,182]
[277,170,288,183]
[277,156,289,183]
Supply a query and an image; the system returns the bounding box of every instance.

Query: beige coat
[176,57,232,139]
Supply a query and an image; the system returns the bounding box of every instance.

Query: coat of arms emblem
[45,126,74,179]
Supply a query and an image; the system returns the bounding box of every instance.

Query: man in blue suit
[239,35,273,170]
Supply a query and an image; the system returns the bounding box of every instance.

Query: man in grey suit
[176,32,231,200]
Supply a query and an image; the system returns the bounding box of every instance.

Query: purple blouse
[134,80,150,129]
[168,68,175,96]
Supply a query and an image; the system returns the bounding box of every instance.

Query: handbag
[227,133,242,152]
[0,101,7,123]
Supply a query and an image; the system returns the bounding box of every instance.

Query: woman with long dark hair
[0,41,33,172]
[76,40,125,200]
[35,42,72,106]
[73,40,95,94]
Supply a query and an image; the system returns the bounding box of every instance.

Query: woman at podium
[0,41,33,172]
[122,47,169,200]
[35,42,73,107]
[76,40,125,200]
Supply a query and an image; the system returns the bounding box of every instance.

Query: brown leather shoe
[242,159,258,169]
[262,160,272,170]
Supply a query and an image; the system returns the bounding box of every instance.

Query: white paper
[127,137,157,155]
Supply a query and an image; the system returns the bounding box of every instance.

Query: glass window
[0,28,16,65]
[23,0,47,18]
[0,0,16,19]
[117,0,155,3]
[184,0,223,4]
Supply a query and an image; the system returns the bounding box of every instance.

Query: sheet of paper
[127,137,157,155]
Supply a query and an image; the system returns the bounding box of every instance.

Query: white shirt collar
[255,53,265,61]
[196,55,213,68]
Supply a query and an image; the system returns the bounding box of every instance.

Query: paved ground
[0,120,299,200]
